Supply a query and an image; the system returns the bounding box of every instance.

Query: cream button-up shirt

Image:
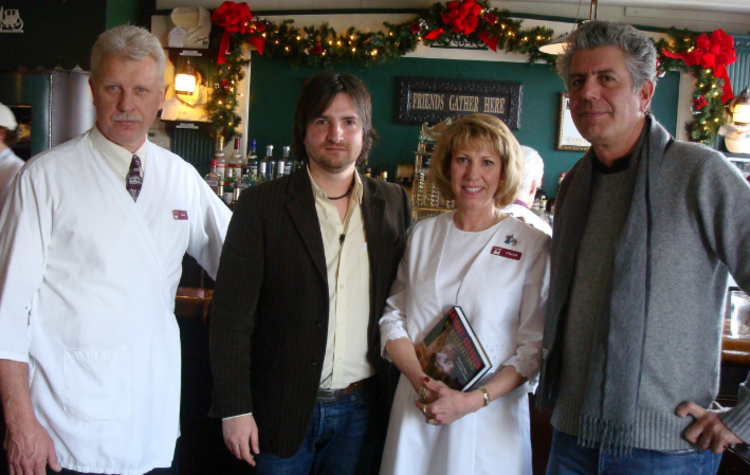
[89,125,148,184]
[308,166,374,390]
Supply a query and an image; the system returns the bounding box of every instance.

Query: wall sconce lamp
[718,86,750,155]
[174,58,197,95]
[539,0,598,56]
[731,87,750,126]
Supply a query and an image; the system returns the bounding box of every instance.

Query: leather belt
[316,377,372,402]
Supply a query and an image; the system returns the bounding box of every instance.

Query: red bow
[441,0,482,36]
[212,1,266,63]
[663,29,736,103]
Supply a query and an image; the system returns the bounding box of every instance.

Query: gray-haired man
[0,25,230,475]
[538,20,750,475]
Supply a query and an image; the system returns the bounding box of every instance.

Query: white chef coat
[0,146,24,208]
[0,130,230,475]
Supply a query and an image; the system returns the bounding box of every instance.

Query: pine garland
[656,28,736,145]
[208,1,556,138]
[208,2,737,147]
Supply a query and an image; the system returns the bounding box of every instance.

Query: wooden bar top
[722,336,750,365]
[175,286,213,323]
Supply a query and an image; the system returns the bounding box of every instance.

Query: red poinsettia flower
[309,43,324,55]
[221,79,230,91]
[693,95,708,110]
[411,21,422,35]
[441,0,483,36]
[212,1,254,34]
[663,29,736,103]
[485,13,498,26]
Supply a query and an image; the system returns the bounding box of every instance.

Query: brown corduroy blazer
[209,168,411,458]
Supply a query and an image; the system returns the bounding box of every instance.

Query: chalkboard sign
[396,76,522,129]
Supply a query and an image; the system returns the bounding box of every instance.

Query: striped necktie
[126,155,143,202]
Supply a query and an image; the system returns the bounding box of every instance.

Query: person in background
[537,20,750,475]
[379,113,550,475]
[209,72,411,475]
[0,103,24,206]
[503,145,552,236]
[0,25,230,475]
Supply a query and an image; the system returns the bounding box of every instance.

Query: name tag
[490,246,521,260]
[173,210,188,220]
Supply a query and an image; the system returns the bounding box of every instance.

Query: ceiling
[156,0,750,15]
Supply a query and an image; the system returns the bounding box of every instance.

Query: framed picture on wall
[556,93,590,152]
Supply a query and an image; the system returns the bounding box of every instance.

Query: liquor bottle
[204,159,221,196]
[215,136,227,180]
[532,189,547,217]
[261,145,275,182]
[243,139,258,182]
[222,175,236,205]
[227,137,243,180]
[229,183,241,211]
[277,146,292,178]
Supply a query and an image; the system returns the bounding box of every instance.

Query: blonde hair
[431,114,523,208]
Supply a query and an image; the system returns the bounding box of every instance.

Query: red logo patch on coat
[490,246,521,260]
[173,210,188,220]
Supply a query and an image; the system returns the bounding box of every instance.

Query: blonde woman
[379,114,550,475]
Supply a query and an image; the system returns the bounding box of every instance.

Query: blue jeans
[254,384,377,475]
[547,430,722,475]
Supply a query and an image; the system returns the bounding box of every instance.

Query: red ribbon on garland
[478,30,497,52]
[425,28,444,40]
[663,29,736,103]
[212,1,266,64]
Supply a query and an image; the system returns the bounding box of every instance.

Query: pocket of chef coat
[62,348,132,422]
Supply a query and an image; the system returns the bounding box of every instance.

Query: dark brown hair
[292,72,378,167]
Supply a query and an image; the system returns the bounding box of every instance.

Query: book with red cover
[414,306,492,391]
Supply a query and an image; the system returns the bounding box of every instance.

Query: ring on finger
[427,418,437,425]
[422,403,428,416]
[700,439,710,445]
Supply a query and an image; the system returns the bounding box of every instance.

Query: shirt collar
[306,165,363,205]
[89,126,148,181]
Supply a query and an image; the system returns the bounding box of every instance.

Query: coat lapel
[284,170,327,281]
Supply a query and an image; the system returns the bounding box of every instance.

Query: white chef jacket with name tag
[0,130,231,475]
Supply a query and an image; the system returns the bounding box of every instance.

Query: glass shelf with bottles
[411,120,455,221]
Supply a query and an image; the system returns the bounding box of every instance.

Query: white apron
[379,212,550,475]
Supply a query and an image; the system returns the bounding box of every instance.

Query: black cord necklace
[327,181,354,201]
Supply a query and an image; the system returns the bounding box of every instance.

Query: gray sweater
[541,118,750,450]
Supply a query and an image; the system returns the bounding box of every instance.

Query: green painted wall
[247,56,680,197]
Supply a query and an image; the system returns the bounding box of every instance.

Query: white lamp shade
[733,103,750,126]
[175,73,197,95]
[539,33,571,55]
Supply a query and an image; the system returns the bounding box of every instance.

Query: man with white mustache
[0,25,230,475]
[537,20,750,475]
